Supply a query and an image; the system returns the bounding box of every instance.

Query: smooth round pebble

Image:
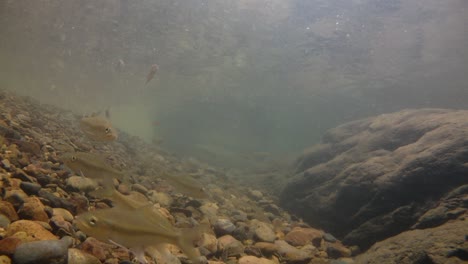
[13,236,73,264]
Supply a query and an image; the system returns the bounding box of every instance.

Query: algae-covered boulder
[280,109,468,249]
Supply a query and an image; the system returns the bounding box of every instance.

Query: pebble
[238,256,276,264]
[148,191,173,207]
[0,215,10,228]
[131,183,149,195]
[68,248,101,264]
[274,240,312,262]
[38,189,76,213]
[5,220,57,241]
[3,189,28,208]
[66,176,98,193]
[0,256,11,264]
[248,190,263,200]
[324,233,337,243]
[199,233,218,254]
[1,160,11,170]
[284,227,323,247]
[0,201,19,221]
[52,208,74,222]
[19,182,42,195]
[213,218,236,236]
[17,197,49,222]
[13,236,73,264]
[326,242,352,258]
[217,235,245,257]
[251,220,276,242]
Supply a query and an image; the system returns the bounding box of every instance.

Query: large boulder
[280,109,468,250]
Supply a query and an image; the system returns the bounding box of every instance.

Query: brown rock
[68,248,101,264]
[284,227,324,247]
[238,255,276,264]
[52,208,74,222]
[0,201,19,221]
[17,197,49,222]
[0,237,22,255]
[0,255,11,264]
[5,220,57,241]
[217,235,245,257]
[326,242,352,258]
[254,242,278,255]
[79,237,111,261]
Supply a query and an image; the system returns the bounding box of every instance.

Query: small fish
[62,152,125,193]
[75,205,204,263]
[160,173,209,199]
[145,64,159,85]
[79,115,118,142]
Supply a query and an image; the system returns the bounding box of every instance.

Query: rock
[355,217,468,264]
[19,182,41,195]
[66,176,97,193]
[0,237,23,255]
[79,237,111,261]
[199,203,219,222]
[326,242,352,259]
[52,208,74,222]
[0,255,11,264]
[17,197,49,222]
[238,256,275,264]
[217,235,245,257]
[199,233,218,254]
[324,233,337,243]
[281,109,468,249]
[0,215,10,228]
[148,191,173,207]
[38,189,76,213]
[13,236,73,264]
[248,190,264,200]
[0,201,19,221]
[284,227,323,247]
[254,242,278,256]
[3,189,27,208]
[274,240,313,262]
[5,220,57,241]
[213,218,236,236]
[131,183,148,195]
[68,248,101,264]
[1,160,11,170]
[251,220,276,243]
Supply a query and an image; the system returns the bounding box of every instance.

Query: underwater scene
[0,0,467,263]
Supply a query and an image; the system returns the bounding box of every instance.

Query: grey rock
[281,109,468,249]
[214,218,236,236]
[19,182,42,195]
[13,236,73,264]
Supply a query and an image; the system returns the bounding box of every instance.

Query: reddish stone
[284,227,324,247]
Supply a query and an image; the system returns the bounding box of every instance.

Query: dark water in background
[0,0,467,167]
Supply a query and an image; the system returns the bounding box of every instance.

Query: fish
[62,152,125,193]
[79,115,118,142]
[75,205,205,263]
[160,173,209,199]
[145,64,159,85]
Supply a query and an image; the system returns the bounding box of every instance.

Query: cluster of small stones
[0,90,355,264]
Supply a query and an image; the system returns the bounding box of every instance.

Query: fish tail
[178,224,210,263]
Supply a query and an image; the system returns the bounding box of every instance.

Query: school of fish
[64,109,210,263]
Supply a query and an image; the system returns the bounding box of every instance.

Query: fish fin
[130,247,148,264]
[178,224,210,263]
